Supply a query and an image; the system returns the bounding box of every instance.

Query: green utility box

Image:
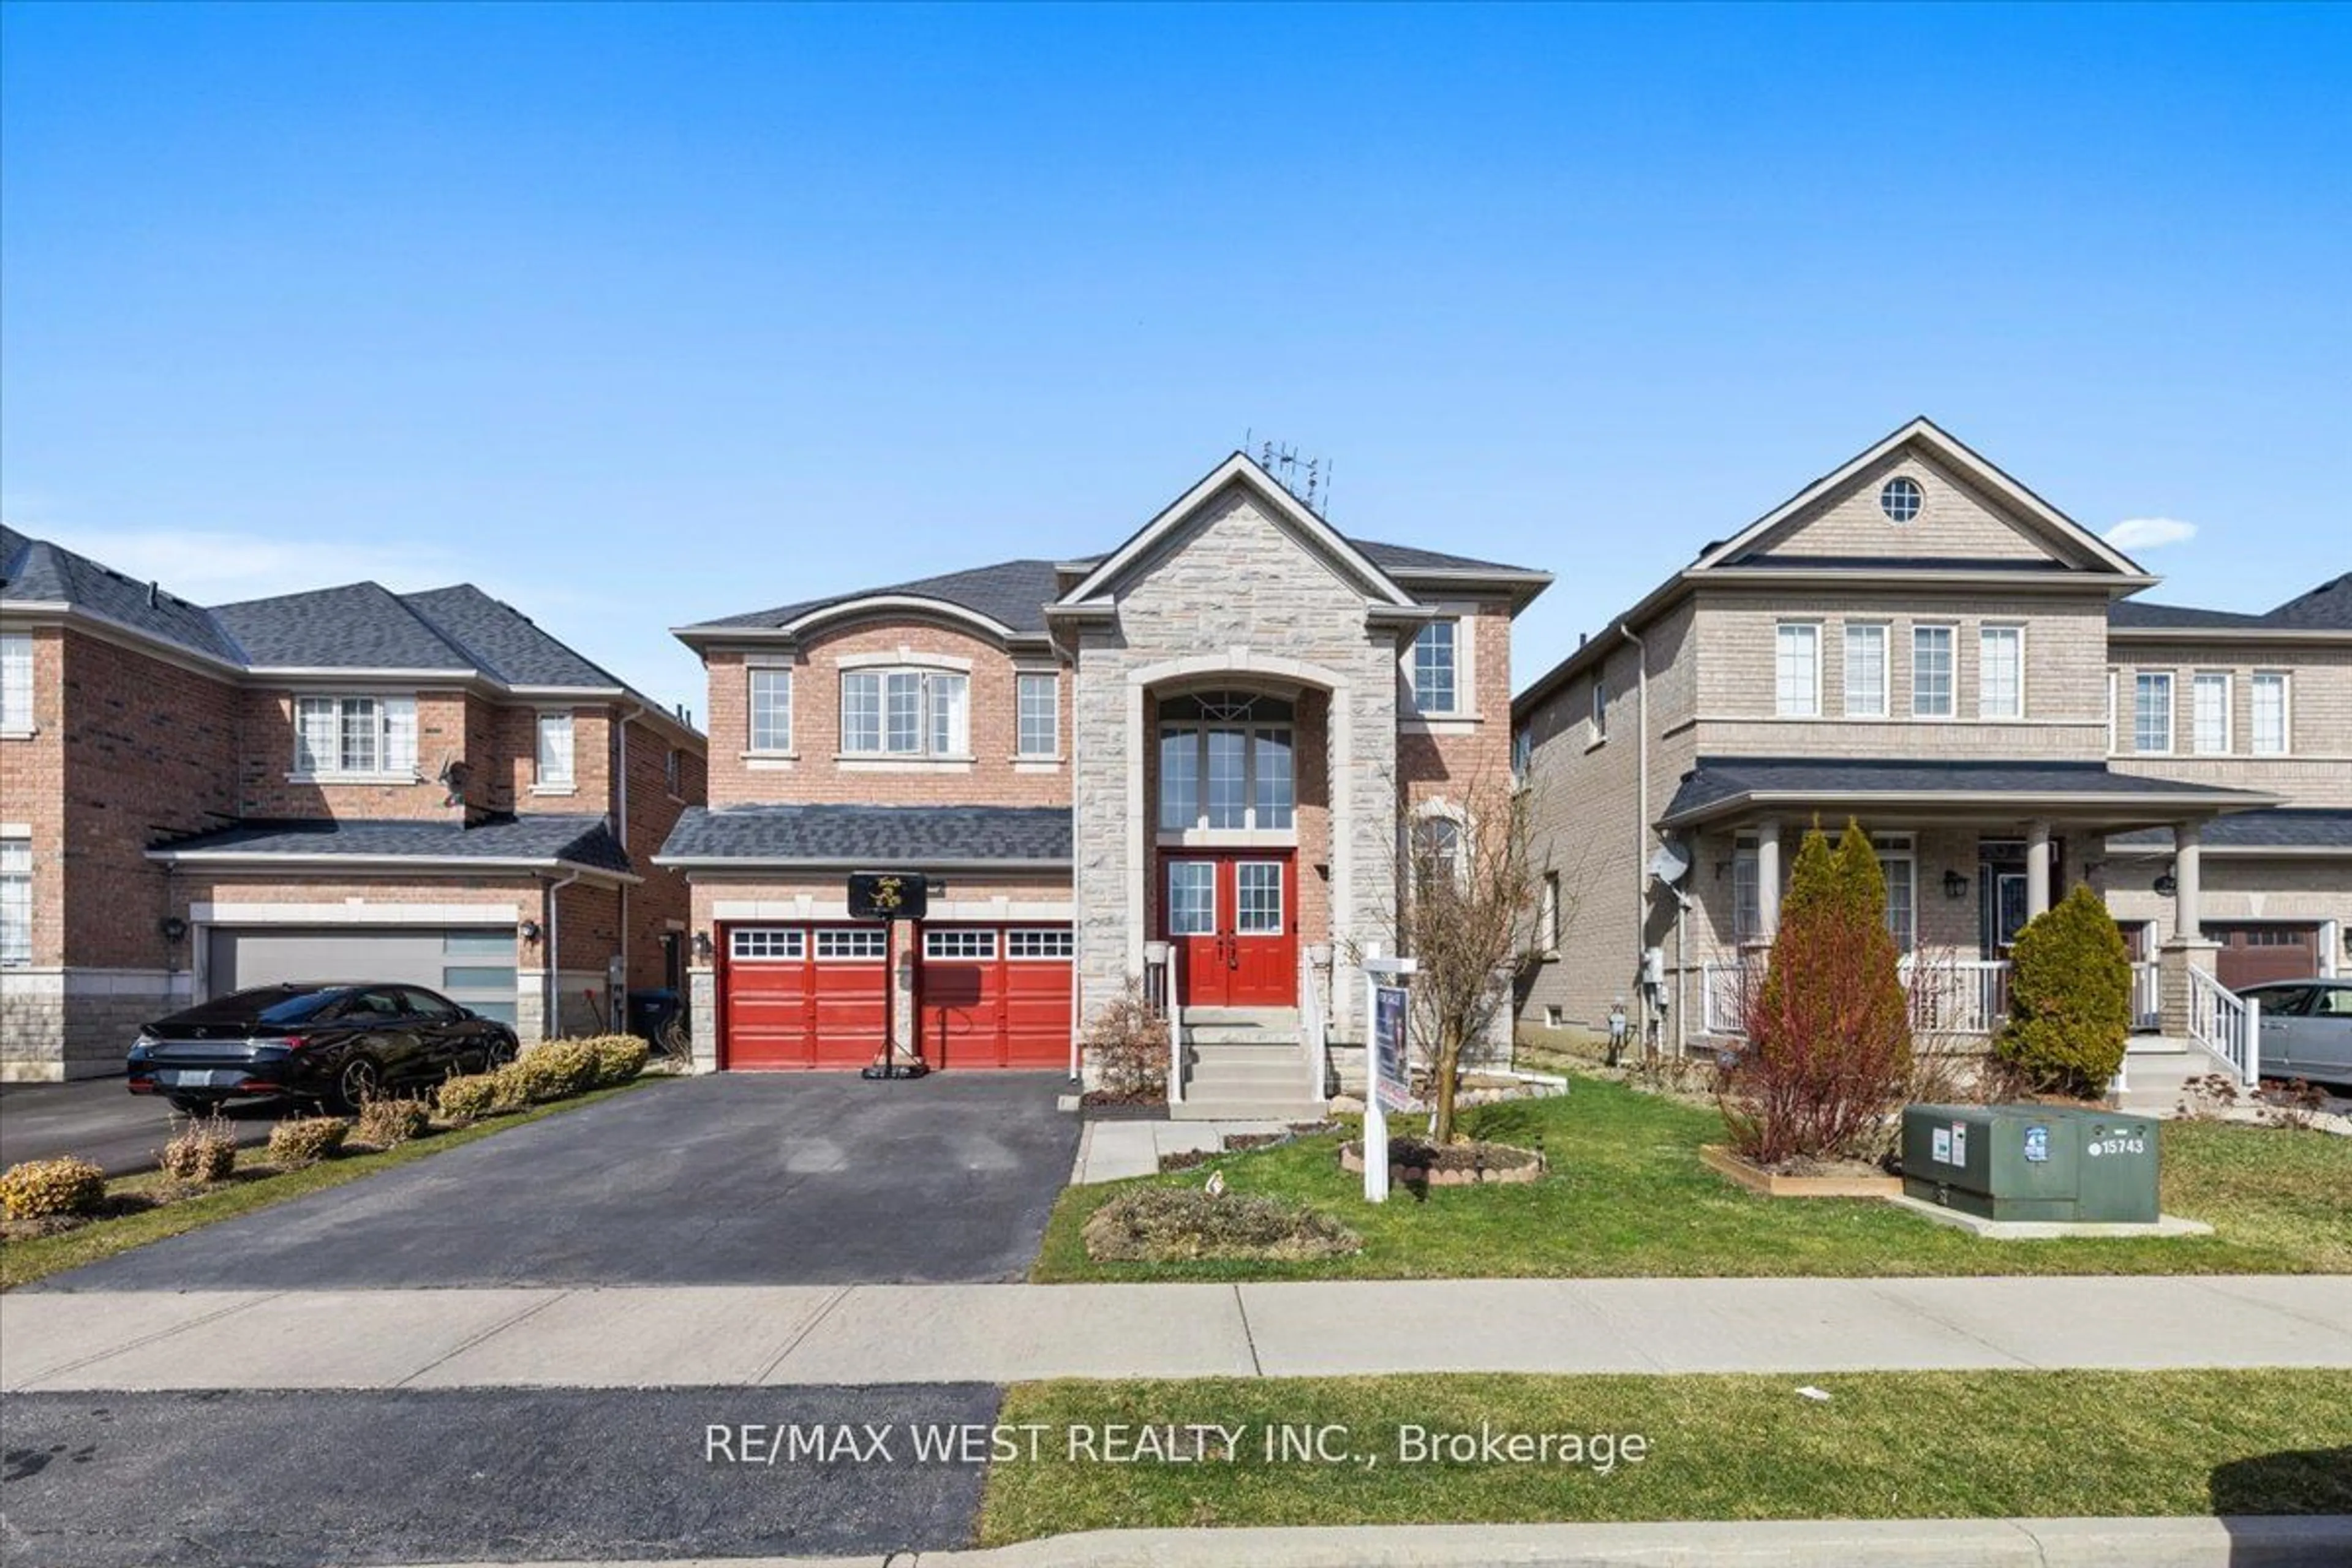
[1901,1105,2160,1224]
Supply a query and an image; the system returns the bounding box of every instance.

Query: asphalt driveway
[0,1076,303,1177]
[35,1072,1081,1291]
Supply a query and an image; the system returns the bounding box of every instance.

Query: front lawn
[1,1077,662,1291]
[1033,1074,2351,1281]
[978,1369,2352,1542]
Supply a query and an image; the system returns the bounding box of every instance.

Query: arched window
[1157,692,1295,832]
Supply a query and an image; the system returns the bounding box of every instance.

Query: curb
[400,1515,2352,1568]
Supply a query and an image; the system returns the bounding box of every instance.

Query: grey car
[2241,978,2352,1087]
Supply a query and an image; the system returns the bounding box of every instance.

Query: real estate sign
[1373,984,1412,1114]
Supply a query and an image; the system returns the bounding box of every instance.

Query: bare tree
[1366,772,1548,1145]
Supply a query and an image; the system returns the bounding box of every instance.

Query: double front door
[1162,852,1296,1008]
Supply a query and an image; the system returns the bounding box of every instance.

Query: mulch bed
[1339,1137,1546,1186]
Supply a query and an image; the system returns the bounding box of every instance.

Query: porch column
[2173,819,2203,942]
[1755,819,1782,942]
[2024,821,2052,922]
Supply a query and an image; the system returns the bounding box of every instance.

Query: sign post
[1363,954,1417,1204]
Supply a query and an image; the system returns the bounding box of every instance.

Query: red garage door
[2211,923,2323,990]
[720,924,889,1069]
[918,925,1074,1070]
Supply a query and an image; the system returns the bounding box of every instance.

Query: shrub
[1082,981,1169,1099]
[0,1155,107,1220]
[436,1072,502,1123]
[353,1096,430,1148]
[159,1114,238,1185]
[1722,821,1915,1166]
[582,1033,650,1088]
[266,1116,349,1168]
[1082,1185,1360,1262]
[513,1038,600,1100]
[1996,882,2132,1097]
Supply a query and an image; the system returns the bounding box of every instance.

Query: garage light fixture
[519,918,543,943]
[159,916,188,943]
[693,930,714,961]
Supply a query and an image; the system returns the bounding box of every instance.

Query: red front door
[1163,854,1296,1009]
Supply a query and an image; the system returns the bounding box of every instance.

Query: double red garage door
[718,922,1073,1071]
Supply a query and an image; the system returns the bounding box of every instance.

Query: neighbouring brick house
[0,526,706,1079]
[1512,418,2347,1082]
[658,452,1547,1114]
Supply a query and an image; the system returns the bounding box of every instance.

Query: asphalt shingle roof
[154,814,632,874]
[212,582,475,670]
[684,560,1065,637]
[1662,756,2264,824]
[660,804,1072,865]
[1349,539,1542,576]
[2110,570,2352,632]
[1,524,246,663]
[2263,572,2352,630]
[2107,809,2352,851]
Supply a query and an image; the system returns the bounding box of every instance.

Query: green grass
[1034,1074,2352,1281]
[979,1370,2352,1543]
[0,1077,663,1291]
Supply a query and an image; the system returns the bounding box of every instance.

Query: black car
[128,982,519,1114]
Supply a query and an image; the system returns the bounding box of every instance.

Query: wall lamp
[159,916,189,943]
[693,930,715,961]
[2154,867,2178,897]
[1941,870,1969,900]
[519,918,544,944]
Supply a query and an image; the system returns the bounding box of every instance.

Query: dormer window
[1880,476,1923,522]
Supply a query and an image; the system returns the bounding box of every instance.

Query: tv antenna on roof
[1243,429,1334,519]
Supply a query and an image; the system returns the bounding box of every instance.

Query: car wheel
[333,1055,383,1113]
[483,1035,518,1072]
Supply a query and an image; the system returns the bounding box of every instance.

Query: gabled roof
[677,559,1063,642]
[657,803,1072,867]
[1658,756,2274,829]
[1055,452,1420,613]
[402,584,627,687]
[0,524,246,665]
[147,813,635,876]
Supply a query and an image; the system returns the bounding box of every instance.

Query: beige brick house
[0,526,706,1079]
[1513,419,2345,1080]
[658,453,1547,1115]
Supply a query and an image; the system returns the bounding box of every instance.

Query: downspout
[544,868,583,1038]
[1619,623,1650,1057]
[1066,657,1084,1082]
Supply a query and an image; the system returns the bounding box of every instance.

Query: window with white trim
[2133,671,2174,754]
[1978,625,2023,718]
[295,695,418,776]
[1539,872,1559,952]
[729,927,804,960]
[1411,812,1466,895]
[0,633,31,733]
[1844,622,1888,718]
[1774,622,1820,717]
[0,838,29,965]
[1732,835,1760,943]
[1016,673,1058,757]
[1912,625,1954,718]
[2191,672,2231,755]
[1408,619,1459,714]
[1875,832,1917,955]
[2251,672,2289,755]
[1157,692,1293,832]
[1008,928,1073,960]
[748,667,791,752]
[924,928,997,960]
[841,669,967,758]
[1589,677,1607,740]
[536,711,575,787]
[815,927,888,959]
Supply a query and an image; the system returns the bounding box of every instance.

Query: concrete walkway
[8,1274,2349,1392]
[395,1517,2352,1568]
[1068,1118,1290,1183]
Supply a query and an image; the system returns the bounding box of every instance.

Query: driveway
[0,1076,303,1178]
[34,1072,1081,1291]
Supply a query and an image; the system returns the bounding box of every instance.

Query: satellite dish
[1648,840,1691,886]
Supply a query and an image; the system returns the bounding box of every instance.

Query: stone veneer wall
[1070,484,1402,1047]
[1,968,195,1081]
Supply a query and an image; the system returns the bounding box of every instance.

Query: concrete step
[1185,1027,1302,1047]
[1182,1007,1298,1029]
[1170,1097,1328,1123]
[1186,1059,1311,1090]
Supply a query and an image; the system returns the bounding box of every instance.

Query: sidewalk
[395,1518,2352,1568]
[9,1274,2349,1392]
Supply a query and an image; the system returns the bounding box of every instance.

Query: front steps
[2112,1036,2230,1117]
[1171,1006,1328,1122]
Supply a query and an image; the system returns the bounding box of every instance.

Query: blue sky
[4,2,2346,714]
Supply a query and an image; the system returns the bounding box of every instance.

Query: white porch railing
[1144,944,1180,1106]
[2188,965,2260,1085]
[2132,960,2162,1033]
[1300,947,1329,1102]
[1699,956,2015,1039]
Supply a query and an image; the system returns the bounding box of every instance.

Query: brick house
[658,453,1547,1114]
[0,526,706,1080]
[1511,418,2347,1080]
